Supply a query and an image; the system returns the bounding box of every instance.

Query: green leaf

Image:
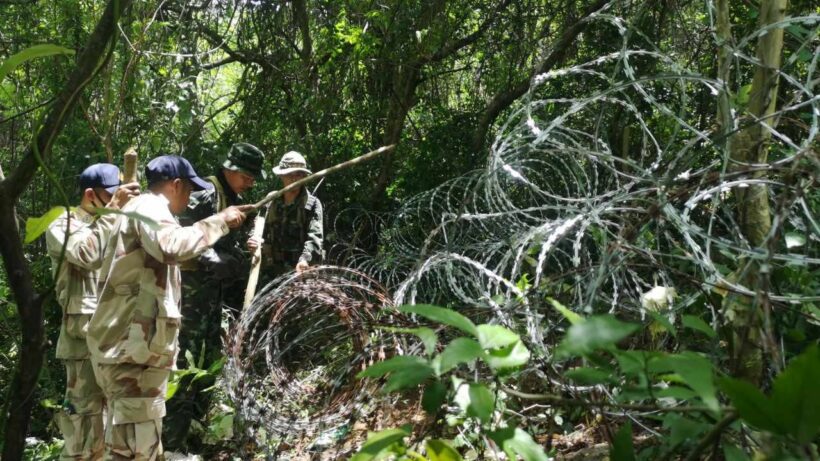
[383,363,435,393]
[384,326,438,356]
[476,324,520,349]
[547,297,584,325]
[663,414,709,448]
[166,380,180,399]
[206,356,226,374]
[487,427,548,461]
[564,367,615,385]
[718,377,780,433]
[358,355,429,379]
[398,304,477,336]
[425,440,463,461]
[681,315,716,338]
[0,44,75,82]
[557,315,639,358]
[610,421,635,461]
[769,345,820,443]
[422,380,447,414]
[351,425,411,461]
[437,338,484,375]
[25,206,69,244]
[484,340,531,370]
[454,383,494,424]
[668,353,719,412]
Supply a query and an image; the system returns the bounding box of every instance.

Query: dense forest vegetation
[0,0,818,459]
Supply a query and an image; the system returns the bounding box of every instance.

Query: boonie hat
[79,163,121,194]
[145,155,212,191]
[272,151,312,176]
[223,142,266,179]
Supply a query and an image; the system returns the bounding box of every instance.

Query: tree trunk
[718,0,786,384]
[0,1,131,459]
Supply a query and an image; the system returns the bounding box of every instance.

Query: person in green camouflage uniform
[45,163,139,461]
[87,155,249,460]
[247,151,323,280]
[163,143,266,450]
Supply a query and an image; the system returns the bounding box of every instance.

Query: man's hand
[107,182,141,209]
[219,204,253,229]
[247,235,263,253]
[296,260,309,273]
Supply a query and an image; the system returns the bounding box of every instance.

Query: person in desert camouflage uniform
[86,155,249,460]
[247,151,323,281]
[164,142,265,450]
[45,163,139,461]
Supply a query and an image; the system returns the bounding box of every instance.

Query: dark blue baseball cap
[79,163,121,194]
[145,155,212,191]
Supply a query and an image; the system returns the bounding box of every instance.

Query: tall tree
[0,1,132,458]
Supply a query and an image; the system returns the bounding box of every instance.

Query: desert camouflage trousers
[91,362,169,461]
[57,359,105,460]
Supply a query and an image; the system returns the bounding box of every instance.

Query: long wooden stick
[242,144,394,308]
[122,146,138,183]
[250,144,395,211]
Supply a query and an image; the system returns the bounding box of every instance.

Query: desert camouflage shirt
[46,207,117,359]
[86,192,229,369]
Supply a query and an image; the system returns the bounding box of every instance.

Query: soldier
[247,151,323,280]
[45,163,139,461]
[86,155,250,460]
[164,142,265,450]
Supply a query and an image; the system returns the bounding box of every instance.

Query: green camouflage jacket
[179,171,250,280]
[46,207,117,359]
[86,192,229,369]
[262,188,323,268]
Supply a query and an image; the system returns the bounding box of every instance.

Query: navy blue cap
[79,163,121,194]
[144,155,212,191]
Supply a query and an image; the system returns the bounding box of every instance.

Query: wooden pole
[242,144,395,308]
[122,146,138,183]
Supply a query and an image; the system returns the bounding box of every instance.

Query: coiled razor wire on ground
[226,4,819,454]
[224,266,419,455]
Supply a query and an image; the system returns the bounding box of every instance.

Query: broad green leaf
[769,345,820,443]
[437,338,484,375]
[718,377,780,433]
[454,383,494,424]
[426,440,462,461]
[655,386,698,400]
[422,380,447,414]
[358,355,429,379]
[547,297,584,325]
[610,421,635,461]
[663,414,710,448]
[476,324,520,349]
[25,206,69,244]
[564,367,615,385]
[487,427,548,461]
[651,353,719,413]
[484,340,530,370]
[681,315,716,338]
[166,380,180,399]
[384,326,438,356]
[398,304,477,336]
[557,315,639,358]
[351,425,411,461]
[206,356,226,374]
[0,44,75,82]
[383,363,435,393]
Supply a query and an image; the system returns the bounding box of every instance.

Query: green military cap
[223,142,266,179]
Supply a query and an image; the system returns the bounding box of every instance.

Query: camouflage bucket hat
[272,151,312,176]
[223,142,267,179]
